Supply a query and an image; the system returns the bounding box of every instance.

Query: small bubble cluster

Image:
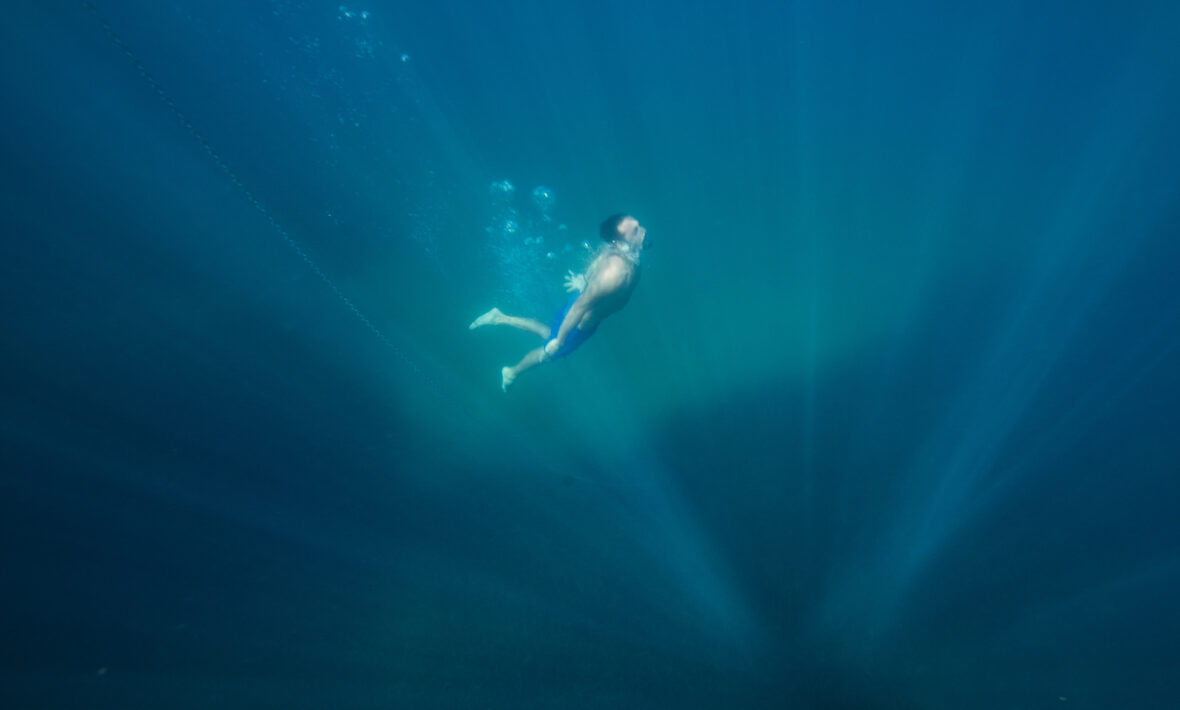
[484,180,581,309]
[338,5,370,21]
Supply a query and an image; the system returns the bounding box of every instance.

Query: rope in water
[83,0,419,375]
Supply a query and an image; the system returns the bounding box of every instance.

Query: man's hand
[563,270,586,293]
[544,339,560,358]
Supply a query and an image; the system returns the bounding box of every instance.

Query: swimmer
[469,214,648,392]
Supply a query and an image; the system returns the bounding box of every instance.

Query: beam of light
[813,10,1180,648]
[605,444,765,654]
[82,0,438,390]
[80,1,546,462]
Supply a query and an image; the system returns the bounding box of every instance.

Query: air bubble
[338,6,369,21]
[531,185,555,211]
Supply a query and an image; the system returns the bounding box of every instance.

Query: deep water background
[2,1,1180,708]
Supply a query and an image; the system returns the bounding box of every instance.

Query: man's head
[599,214,647,250]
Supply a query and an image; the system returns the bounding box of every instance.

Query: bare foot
[501,366,516,393]
[469,307,503,330]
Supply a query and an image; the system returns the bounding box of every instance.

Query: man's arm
[544,259,624,357]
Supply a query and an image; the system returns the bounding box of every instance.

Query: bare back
[578,249,640,329]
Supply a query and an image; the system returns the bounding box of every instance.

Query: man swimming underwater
[469,214,648,392]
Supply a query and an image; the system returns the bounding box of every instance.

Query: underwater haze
[3,1,1180,708]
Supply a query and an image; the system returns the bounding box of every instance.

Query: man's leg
[469,307,551,339]
[502,346,546,392]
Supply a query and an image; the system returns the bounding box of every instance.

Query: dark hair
[599,214,629,243]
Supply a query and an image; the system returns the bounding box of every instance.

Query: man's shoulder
[599,251,637,274]
[598,254,635,277]
[590,255,635,295]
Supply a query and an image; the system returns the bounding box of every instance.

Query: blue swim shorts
[548,294,597,359]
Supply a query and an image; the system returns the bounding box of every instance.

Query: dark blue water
[3,1,1179,708]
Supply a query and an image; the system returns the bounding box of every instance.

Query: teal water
[2,1,1179,708]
